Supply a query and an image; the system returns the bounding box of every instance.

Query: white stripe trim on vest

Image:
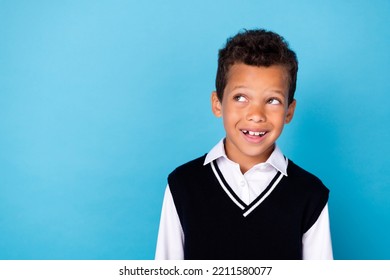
[211,161,246,210]
[243,172,284,217]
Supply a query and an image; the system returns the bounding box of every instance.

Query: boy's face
[211,63,296,172]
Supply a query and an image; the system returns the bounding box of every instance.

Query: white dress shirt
[155,139,333,260]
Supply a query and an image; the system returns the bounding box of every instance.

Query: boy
[155,29,333,260]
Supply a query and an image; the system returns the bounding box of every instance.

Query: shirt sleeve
[155,185,185,260]
[302,203,333,259]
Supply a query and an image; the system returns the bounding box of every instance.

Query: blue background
[1,0,389,260]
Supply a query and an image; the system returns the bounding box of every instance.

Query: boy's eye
[267,98,281,105]
[234,95,247,102]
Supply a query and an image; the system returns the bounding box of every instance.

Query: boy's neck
[223,139,275,174]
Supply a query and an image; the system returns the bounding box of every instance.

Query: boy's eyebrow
[230,85,286,95]
[231,85,249,91]
[267,89,286,95]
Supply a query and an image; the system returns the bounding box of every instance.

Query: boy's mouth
[241,130,267,137]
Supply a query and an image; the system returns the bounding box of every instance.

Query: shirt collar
[204,138,288,176]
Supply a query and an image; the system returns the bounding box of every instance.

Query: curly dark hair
[215,29,298,104]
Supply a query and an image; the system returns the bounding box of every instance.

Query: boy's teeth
[243,130,266,136]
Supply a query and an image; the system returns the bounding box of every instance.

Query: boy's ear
[211,91,222,117]
[285,99,296,124]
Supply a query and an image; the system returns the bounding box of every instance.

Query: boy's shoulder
[167,154,212,197]
[286,159,329,193]
[168,154,208,179]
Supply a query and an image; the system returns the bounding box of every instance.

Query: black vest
[168,155,329,260]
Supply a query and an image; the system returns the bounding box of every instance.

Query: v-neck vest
[168,155,329,260]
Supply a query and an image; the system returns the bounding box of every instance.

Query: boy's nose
[246,105,266,122]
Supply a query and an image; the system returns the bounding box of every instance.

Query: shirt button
[240,181,246,187]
